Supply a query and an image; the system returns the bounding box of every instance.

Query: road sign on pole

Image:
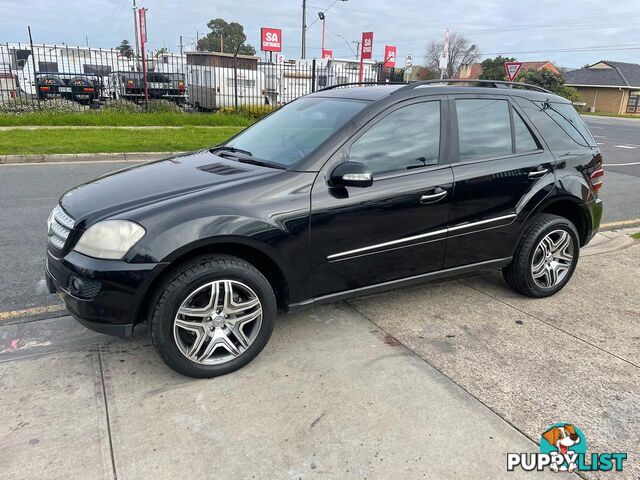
[504,61,524,82]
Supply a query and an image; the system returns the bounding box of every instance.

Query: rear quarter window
[513,97,592,152]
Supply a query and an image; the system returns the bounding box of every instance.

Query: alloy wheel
[530,229,575,289]
[173,280,262,365]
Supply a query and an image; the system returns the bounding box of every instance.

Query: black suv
[46,80,604,377]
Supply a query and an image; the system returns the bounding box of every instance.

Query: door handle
[528,168,549,179]
[420,189,447,204]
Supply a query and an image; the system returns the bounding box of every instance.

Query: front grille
[48,205,75,251]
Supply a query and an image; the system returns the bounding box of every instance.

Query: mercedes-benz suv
[46,80,604,378]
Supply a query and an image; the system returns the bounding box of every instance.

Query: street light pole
[301,0,307,59]
[318,12,326,56]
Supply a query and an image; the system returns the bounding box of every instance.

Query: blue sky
[2,0,640,68]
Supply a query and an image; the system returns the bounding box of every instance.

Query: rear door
[444,94,556,268]
[309,97,454,298]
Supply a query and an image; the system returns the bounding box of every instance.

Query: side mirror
[329,162,373,188]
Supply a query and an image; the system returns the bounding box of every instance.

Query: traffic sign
[322,49,333,59]
[504,61,524,82]
[405,53,413,67]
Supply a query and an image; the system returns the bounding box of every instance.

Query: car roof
[308,83,570,104]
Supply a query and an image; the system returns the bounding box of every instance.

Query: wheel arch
[135,238,293,325]
[534,196,591,246]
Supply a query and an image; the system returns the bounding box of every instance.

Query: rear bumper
[46,249,167,338]
[584,197,603,245]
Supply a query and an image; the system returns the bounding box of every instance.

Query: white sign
[276,54,285,64]
[405,53,413,67]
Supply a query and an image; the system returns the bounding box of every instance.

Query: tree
[516,69,580,103]
[153,47,169,58]
[478,56,516,81]
[116,39,134,59]
[197,18,256,55]
[425,32,479,78]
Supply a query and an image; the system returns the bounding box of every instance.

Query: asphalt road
[1,115,639,315]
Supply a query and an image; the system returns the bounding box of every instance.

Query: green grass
[0,126,245,155]
[0,111,257,127]
[631,232,640,240]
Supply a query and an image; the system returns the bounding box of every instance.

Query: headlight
[74,220,145,260]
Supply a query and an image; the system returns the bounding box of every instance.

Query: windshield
[226,97,369,167]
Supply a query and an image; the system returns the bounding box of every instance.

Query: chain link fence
[0,43,405,114]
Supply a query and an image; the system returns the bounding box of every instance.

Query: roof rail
[393,79,553,94]
[315,81,408,92]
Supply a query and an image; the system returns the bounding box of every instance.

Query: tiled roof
[565,61,640,88]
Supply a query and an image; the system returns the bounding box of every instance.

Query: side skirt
[287,257,512,312]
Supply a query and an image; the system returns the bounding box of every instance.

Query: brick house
[455,60,560,80]
[564,61,640,115]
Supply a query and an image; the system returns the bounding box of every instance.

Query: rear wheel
[502,214,580,298]
[150,255,276,378]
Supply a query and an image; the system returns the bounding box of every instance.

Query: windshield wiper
[236,157,286,170]
[209,146,254,156]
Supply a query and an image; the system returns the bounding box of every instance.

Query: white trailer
[187,52,266,110]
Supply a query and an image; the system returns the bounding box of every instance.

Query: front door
[444,95,556,268]
[309,98,454,298]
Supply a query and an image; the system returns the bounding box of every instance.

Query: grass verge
[0,126,244,155]
[0,111,257,127]
[631,232,640,240]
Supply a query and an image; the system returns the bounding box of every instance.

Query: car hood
[60,150,282,226]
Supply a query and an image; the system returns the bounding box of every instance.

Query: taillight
[83,87,94,93]
[178,81,185,91]
[127,80,134,86]
[39,86,50,91]
[590,167,604,192]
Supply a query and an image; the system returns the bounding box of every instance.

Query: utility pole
[179,35,183,55]
[132,0,140,61]
[220,34,224,53]
[301,0,307,59]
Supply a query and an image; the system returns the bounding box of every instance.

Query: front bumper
[46,249,166,338]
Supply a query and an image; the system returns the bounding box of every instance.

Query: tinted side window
[513,97,583,152]
[349,101,440,175]
[456,99,512,161]
[513,110,540,153]
[546,103,596,147]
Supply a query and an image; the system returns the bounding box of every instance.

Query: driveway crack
[458,278,640,370]
[97,344,118,480]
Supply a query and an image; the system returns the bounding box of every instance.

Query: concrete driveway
[0,232,637,479]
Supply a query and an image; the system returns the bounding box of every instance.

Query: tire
[150,255,276,378]
[502,214,580,298]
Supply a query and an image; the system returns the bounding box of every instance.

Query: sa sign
[360,31,374,60]
[261,27,282,52]
[384,45,397,68]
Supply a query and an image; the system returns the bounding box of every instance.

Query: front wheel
[502,214,580,298]
[150,255,276,378]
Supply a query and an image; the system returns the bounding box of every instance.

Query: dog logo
[540,424,585,472]
[507,422,627,473]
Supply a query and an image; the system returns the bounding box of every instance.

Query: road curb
[0,151,185,164]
